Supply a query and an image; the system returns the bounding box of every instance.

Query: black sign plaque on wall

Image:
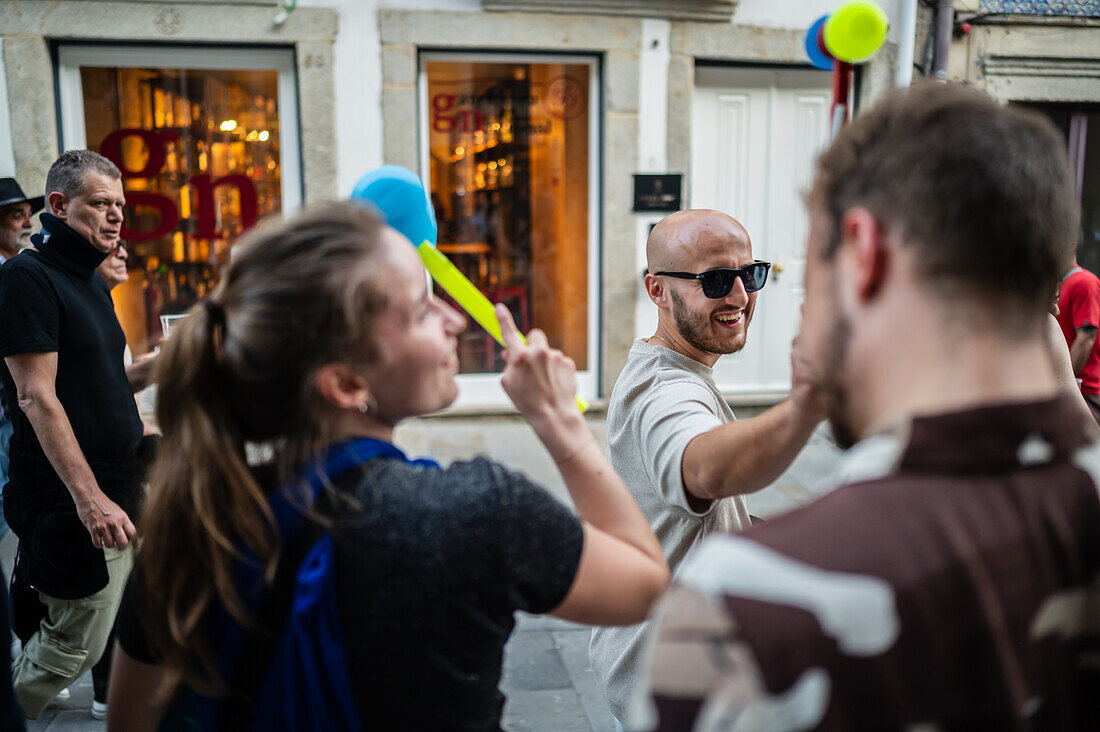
[633,174,682,212]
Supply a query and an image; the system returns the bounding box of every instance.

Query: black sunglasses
[653,261,771,298]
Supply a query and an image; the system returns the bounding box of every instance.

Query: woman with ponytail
[106,201,668,731]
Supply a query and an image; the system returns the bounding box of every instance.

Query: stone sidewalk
[502,614,615,732]
[22,674,99,732]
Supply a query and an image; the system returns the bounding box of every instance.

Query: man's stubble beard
[0,232,22,258]
[822,310,859,450]
[669,288,746,357]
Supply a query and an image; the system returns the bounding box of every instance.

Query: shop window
[421,54,599,403]
[56,46,301,356]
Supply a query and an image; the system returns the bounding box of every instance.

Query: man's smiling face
[663,218,758,358]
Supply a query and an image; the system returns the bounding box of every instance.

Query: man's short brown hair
[811,82,1075,330]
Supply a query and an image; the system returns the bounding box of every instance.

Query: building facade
[3,0,1097,488]
[944,1,1100,274]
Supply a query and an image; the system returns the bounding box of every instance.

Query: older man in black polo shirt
[0,150,144,719]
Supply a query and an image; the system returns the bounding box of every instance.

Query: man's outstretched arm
[682,338,824,503]
[682,398,820,502]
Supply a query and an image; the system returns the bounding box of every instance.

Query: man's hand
[76,491,137,550]
[498,304,579,422]
[790,333,826,422]
[126,349,158,393]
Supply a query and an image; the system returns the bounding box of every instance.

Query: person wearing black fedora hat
[0,177,45,725]
[0,178,45,550]
[0,178,44,264]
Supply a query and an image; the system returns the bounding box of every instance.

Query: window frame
[417,50,602,409]
[54,43,303,216]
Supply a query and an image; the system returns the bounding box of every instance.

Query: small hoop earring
[358,395,378,415]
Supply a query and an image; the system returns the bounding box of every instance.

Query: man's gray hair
[45,149,121,201]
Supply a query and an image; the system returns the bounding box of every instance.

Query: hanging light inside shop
[220,119,238,132]
[258,130,270,141]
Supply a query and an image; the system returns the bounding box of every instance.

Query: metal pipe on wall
[895,0,919,87]
[931,0,955,81]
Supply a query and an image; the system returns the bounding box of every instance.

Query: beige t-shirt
[590,339,751,721]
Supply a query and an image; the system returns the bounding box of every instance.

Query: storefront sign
[431,94,485,133]
[99,128,259,242]
[543,76,586,120]
[633,174,682,212]
[430,90,553,136]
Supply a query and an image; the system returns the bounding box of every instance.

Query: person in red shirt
[1056,243,1100,423]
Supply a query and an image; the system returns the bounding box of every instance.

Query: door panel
[692,66,831,393]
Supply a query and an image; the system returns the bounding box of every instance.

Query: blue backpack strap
[212,438,438,730]
[270,437,438,534]
[247,533,358,731]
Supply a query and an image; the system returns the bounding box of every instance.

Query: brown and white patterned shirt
[636,396,1100,731]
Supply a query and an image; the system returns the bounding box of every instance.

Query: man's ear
[47,192,68,219]
[839,207,888,302]
[644,273,670,309]
[314,362,371,412]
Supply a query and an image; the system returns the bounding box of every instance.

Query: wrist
[530,404,586,435]
[790,389,823,422]
[530,408,591,455]
[69,481,100,507]
[553,437,597,467]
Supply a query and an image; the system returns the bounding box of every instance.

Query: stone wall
[945,15,1100,102]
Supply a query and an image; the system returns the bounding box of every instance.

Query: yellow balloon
[823,1,889,63]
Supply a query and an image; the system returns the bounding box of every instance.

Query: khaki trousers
[11,545,133,719]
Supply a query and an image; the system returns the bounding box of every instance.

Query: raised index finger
[496,304,524,353]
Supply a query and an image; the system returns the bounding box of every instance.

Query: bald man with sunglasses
[590,209,823,729]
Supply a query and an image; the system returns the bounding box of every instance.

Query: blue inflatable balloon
[351,165,437,247]
[804,15,834,71]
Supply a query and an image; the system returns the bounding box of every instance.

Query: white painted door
[691,65,831,394]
